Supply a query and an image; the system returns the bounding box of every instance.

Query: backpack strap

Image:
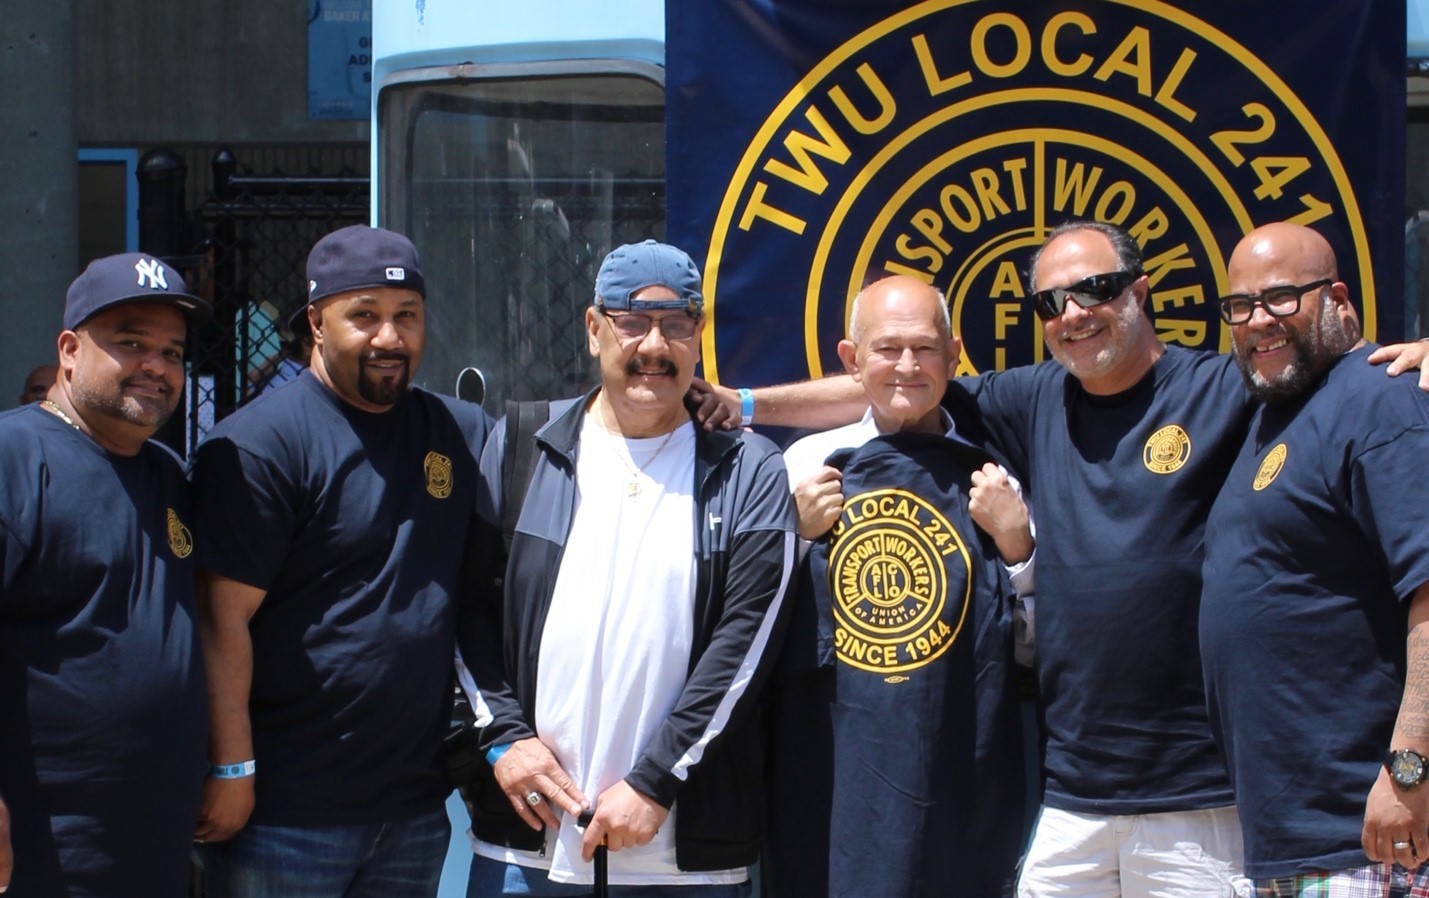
[500,399,550,552]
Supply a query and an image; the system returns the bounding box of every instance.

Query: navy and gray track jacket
[461,392,797,872]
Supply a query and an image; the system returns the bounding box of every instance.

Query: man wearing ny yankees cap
[0,253,211,896]
[192,225,493,897]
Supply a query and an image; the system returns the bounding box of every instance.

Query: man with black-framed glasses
[1201,221,1429,896]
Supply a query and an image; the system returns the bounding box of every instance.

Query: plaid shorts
[1254,862,1429,897]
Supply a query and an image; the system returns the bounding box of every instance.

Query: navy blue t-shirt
[958,346,1252,813]
[0,405,206,898]
[819,433,1026,898]
[1202,344,1429,879]
[193,373,492,826]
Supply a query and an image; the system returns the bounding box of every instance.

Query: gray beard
[1233,302,1355,405]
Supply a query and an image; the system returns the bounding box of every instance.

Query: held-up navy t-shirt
[819,433,1026,898]
[0,405,206,898]
[956,346,1252,813]
[1202,344,1429,879]
[193,373,492,826]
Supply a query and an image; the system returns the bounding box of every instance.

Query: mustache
[625,356,678,377]
[121,374,172,394]
[361,350,410,365]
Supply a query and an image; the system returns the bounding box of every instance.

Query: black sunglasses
[1217,280,1331,325]
[1029,270,1142,321]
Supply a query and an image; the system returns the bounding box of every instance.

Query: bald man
[1201,223,1429,894]
[766,276,1032,898]
[17,364,56,406]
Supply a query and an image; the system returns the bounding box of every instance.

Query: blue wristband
[486,742,513,767]
[211,760,256,779]
[738,388,754,427]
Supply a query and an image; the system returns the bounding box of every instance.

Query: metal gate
[139,146,370,456]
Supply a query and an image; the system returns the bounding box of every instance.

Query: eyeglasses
[599,309,701,342]
[1028,270,1141,321]
[1217,280,1331,325]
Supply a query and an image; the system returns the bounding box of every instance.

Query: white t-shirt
[474,416,743,886]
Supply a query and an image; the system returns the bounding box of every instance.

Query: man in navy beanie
[192,225,493,897]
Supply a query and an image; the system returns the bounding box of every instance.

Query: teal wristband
[211,760,256,779]
[738,388,754,427]
[486,742,513,767]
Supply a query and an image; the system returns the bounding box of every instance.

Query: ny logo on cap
[386,267,406,281]
[134,258,169,290]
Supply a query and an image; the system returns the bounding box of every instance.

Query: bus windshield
[380,66,665,407]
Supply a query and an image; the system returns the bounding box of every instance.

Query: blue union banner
[667,0,1405,388]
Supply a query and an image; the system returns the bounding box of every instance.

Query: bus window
[379,65,665,406]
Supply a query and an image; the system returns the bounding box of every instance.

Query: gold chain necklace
[41,400,80,430]
[614,428,677,499]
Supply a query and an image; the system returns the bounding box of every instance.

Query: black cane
[576,809,608,898]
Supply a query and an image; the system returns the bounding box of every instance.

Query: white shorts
[1017,804,1249,898]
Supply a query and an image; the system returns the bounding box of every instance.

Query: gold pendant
[627,480,641,499]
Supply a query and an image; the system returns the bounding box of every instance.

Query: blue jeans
[196,805,450,898]
[466,853,753,897]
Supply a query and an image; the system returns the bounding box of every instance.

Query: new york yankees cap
[64,253,212,330]
[594,240,703,313]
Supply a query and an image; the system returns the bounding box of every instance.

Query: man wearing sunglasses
[957,220,1255,897]
[1201,222,1429,896]
[462,240,796,895]
[691,219,1429,897]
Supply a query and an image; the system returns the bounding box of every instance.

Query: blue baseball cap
[64,253,211,330]
[594,240,703,313]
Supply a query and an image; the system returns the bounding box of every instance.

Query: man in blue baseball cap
[462,239,796,895]
[192,225,493,898]
[0,252,211,896]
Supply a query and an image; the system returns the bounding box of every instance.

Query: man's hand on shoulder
[493,737,588,832]
[1368,340,1429,392]
[794,466,845,540]
[194,775,255,843]
[687,377,741,432]
[579,779,669,861]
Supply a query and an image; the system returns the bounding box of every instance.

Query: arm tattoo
[1398,627,1429,740]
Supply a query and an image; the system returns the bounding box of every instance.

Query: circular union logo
[424,451,454,499]
[827,488,971,674]
[1252,442,1287,491]
[703,0,1376,385]
[167,508,194,559]
[1142,423,1191,474]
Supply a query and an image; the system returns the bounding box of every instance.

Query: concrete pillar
[0,1,76,406]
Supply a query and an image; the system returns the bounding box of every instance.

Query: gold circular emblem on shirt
[166,508,193,558]
[1143,424,1192,475]
[1252,443,1287,491]
[424,451,453,499]
[826,488,970,675]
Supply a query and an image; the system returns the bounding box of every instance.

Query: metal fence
[139,147,370,456]
[144,146,665,457]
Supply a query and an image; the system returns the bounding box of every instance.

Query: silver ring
[525,790,543,807]
[1394,840,1413,849]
